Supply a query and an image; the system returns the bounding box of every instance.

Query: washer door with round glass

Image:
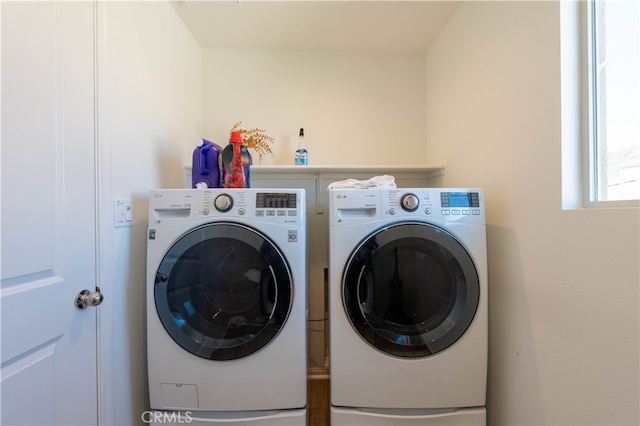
[154,222,292,361]
[343,221,479,358]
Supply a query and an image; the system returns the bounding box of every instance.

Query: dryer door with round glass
[154,222,292,361]
[343,221,480,358]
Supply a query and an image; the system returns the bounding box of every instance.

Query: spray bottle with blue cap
[294,128,308,165]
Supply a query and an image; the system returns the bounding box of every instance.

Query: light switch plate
[114,199,133,227]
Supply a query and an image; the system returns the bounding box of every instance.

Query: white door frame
[95,1,114,424]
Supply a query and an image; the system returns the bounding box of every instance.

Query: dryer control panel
[384,188,484,223]
[329,188,484,226]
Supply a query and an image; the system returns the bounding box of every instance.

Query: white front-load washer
[329,188,488,425]
[146,188,306,425]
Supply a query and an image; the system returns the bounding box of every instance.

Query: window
[584,0,640,204]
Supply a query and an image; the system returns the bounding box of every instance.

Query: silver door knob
[75,287,104,309]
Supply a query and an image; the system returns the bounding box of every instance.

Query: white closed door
[1,1,99,425]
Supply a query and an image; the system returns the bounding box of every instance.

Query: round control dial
[214,194,233,212]
[400,193,419,212]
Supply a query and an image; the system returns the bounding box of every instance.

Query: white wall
[426,2,639,425]
[201,49,427,165]
[99,2,201,424]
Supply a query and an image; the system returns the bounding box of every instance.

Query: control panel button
[401,193,420,212]
[425,208,432,215]
[389,208,397,215]
[238,208,245,216]
[214,194,233,212]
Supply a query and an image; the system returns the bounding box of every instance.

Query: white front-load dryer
[146,188,306,425]
[329,188,488,426]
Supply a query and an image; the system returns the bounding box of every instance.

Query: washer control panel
[150,189,304,224]
[205,190,300,219]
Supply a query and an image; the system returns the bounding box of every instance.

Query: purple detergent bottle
[191,138,222,188]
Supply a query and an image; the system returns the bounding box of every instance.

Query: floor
[307,376,330,426]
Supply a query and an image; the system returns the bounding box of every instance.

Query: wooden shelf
[184,165,445,190]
